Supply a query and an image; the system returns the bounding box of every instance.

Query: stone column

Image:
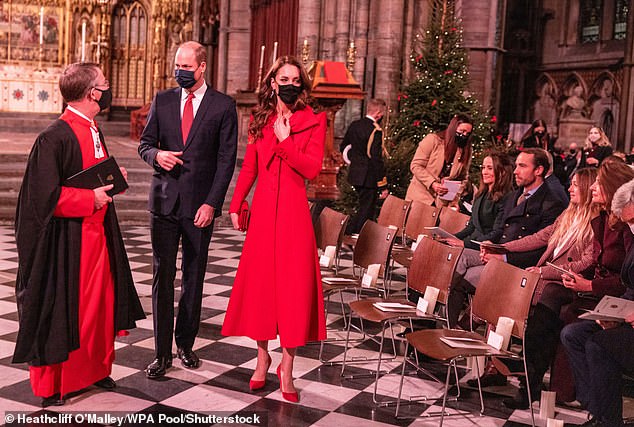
[617,2,634,152]
[371,0,405,107]
[297,0,321,59]
[223,0,250,95]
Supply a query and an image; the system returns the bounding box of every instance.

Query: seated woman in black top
[447,151,514,250]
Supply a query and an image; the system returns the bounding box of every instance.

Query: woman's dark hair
[520,119,549,149]
[439,113,473,167]
[476,151,514,202]
[248,56,311,142]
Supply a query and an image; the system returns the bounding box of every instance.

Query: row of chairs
[313,202,541,426]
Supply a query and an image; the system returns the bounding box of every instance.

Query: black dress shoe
[467,371,507,388]
[146,356,172,379]
[177,348,200,369]
[94,376,116,390]
[502,386,540,410]
[41,393,65,407]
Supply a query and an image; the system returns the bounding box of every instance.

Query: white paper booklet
[578,295,634,322]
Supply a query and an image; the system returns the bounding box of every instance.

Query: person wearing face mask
[519,119,552,151]
[12,62,145,407]
[222,56,327,403]
[139,41,238,379]
[405,113,473,206]
[584,126,614,167]
[339,98,389,234]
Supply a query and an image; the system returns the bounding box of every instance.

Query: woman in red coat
[222,56,327,402]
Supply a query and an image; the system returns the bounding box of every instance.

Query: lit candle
[81,21,86,62]
[39,7,44,45]
[303,38,308,47]
[272,41,278,62]
[258,45,265,69]
[350,40,355,49]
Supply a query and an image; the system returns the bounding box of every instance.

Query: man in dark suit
[447,148,567,326]
[139,41,238,378]
[340,98,388,234]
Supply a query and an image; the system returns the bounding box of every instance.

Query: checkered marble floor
[0,225,629,426]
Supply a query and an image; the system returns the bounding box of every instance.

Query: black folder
[63,156,128,197]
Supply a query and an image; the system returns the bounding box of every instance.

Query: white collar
[66,105,95,127]
[182,81,208,100]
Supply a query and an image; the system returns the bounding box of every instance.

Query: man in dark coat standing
[340,98,388,234]
[139,41,238,378]
[13,62,145,407]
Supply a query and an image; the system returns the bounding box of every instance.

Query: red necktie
[181,92,195,143]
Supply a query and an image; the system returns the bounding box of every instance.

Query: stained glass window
[580,0,602,43]
[614,0,629,40]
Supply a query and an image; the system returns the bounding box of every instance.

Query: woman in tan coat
[405,113,473,206]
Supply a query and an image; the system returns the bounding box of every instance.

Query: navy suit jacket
[496,183,567,268]
[341,117,385,188]
[139,86,238,218]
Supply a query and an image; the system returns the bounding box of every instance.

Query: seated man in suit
[560,178,634,427]
[447,148,568,327]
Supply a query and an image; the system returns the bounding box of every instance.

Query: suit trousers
[347,186,378,235]
[150,208,213,356]
[447,248,484,327]
[561,320,634,426]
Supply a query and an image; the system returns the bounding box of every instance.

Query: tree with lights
[385,0,493,199]
[335,0,494,215]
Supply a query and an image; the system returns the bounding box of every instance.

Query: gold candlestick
[346,40,356,73]
[301,39,310,66]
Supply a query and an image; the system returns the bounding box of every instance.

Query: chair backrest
[472,259,540,338]
[438,207,471,235]
[314,207,349,252]
[408,237,463,304]
[377,195,411,237]
[353,220,397,273]
[403,200,440,240]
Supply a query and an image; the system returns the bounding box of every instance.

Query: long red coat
[222,106,327,348]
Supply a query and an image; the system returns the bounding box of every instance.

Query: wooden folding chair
[320,220,398,362]
[340,237,463,404]
[314,207,350,274]
[342,195,411,248]
[437,207,471,235]
[392,200,440,268]
[395,259,540,426]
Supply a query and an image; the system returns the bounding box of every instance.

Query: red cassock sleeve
[53,187,95,218]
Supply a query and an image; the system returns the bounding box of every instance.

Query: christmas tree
[335,0,495,214]
[386,0,493,198]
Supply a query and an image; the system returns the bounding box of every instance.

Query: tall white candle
[81,21,86,62]
[272,41,278,62]
[39,7,44,45]
[496,316,515,351]
[423,286,440,314]
[258,45,265,69]
[303,38,308,47]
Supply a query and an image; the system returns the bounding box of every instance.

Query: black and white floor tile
[0,225,631,426]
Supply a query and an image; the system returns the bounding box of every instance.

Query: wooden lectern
[307,61,364,199]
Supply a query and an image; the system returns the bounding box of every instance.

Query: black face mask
[455,133,470,148]
[534,131,545,138]
[277,84,302,105]
[93,87,112,111]
[175,69,197,89]
[569,149,577,155]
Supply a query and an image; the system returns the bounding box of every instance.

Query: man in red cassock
[13,62,145,407]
